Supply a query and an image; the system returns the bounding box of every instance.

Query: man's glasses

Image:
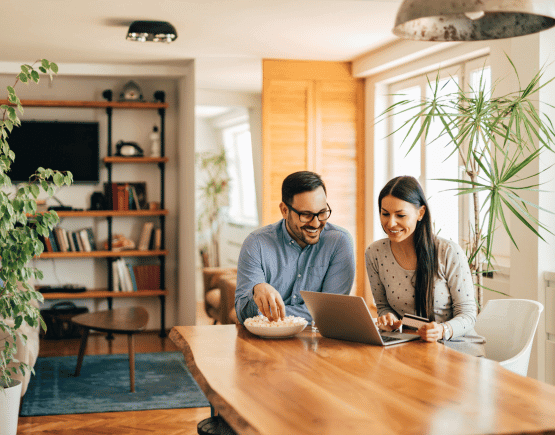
[286,203,332,223]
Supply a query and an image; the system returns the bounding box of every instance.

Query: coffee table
[71,307,149,392]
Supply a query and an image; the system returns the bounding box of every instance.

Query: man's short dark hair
[281,171,326,205]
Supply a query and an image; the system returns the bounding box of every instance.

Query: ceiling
[3,0,402,93]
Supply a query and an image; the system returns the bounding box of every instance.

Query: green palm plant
[381,56,555,308]
[1,60,73,389]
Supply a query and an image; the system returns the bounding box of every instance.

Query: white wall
[194,89,262,300]
[0,60,196,330]
[355,30,555,381]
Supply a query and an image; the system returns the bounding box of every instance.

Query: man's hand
[253,283,286,321]
[376,313,402,331]
[417,322,443,342]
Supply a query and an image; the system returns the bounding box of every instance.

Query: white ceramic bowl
[244,322,307,338]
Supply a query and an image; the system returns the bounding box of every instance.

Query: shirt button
[298,274,301,278]
[293,295,297,299]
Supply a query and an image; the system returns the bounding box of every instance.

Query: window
[222,122,258,226]
[384,57,491,248]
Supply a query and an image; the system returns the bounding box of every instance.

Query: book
[67,230,77,252]
[48,229,59,252]
[79,229,92,252]
[72,231,83,252]
[42,235,54,252]
[62,228,72,252]
[116,184,128,211]
[54,227,67,252]
[138,222,154,251]
[85,227,97,251]
[153,228,162,250]
[132,264,161,290]
[126,262,138,292]
[112,260,120,292]
[116,258,129,291]
[119,259,133,292]
[129,182,147,210]
[129,184,141,210]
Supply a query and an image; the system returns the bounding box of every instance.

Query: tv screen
[6,120,100,184]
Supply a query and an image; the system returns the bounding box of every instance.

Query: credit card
[402,313,431,330]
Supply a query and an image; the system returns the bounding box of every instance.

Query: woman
[365,176,485,356]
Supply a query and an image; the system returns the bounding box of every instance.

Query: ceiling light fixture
[127,20,178,43]
[393,0,555,41]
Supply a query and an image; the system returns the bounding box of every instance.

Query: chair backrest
[474,299,543,376]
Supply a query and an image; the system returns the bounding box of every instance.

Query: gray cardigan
[365,237,485,356]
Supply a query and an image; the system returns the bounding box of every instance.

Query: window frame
[383,56,494,251]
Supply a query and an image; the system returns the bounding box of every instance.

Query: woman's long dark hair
[378,176,438,321]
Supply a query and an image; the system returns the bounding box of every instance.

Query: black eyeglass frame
[286,203,332,223]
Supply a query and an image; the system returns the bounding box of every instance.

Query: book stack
[41,227,97,253]
[138,222,162,251]
[112,258,138,292]
[111,260,160,292]
[104,182,147,211]
[132,264,161,290]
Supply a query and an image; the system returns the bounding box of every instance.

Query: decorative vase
[0,379,22,435]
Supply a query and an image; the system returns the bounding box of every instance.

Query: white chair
[474,299,543,376]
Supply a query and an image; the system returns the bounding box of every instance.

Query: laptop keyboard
[380,334,401,343]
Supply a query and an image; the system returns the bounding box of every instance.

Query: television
[6,120,100,184]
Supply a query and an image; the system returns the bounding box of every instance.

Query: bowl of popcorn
[244,315,308,338]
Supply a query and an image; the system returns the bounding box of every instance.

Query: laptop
[300,291,420,346]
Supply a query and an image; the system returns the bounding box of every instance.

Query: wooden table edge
[170,326,259,435]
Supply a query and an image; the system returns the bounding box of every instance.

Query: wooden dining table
[170,324,555,435]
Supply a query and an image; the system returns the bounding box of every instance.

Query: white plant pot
[0,379,22,435]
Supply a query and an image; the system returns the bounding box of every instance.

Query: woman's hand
[376,313,402,331]
[417,322,443,342]
[253,283,286,321]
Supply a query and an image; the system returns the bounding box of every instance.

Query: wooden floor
[17,303,213,435]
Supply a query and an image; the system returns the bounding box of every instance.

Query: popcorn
[244,315,307,328]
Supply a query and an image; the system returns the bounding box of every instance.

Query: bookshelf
[28,91,169,335]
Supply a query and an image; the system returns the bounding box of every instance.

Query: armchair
[202,267,238,325]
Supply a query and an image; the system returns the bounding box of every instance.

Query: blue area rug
[20,351,210,416]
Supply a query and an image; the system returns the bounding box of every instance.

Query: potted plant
[0,60,72,435]
[196,148,229,267]
[380,55,555,308]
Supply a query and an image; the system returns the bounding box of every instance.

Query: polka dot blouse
[365,237,477,340]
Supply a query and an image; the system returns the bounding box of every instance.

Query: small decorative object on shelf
[119,80,143,101]
[115,141,144,157]
[104,234,135,251]
[149,126,161,157]
[90,192,106,210]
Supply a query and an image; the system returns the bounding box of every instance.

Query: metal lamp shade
[127,20,178,43]
[393,0,555,41]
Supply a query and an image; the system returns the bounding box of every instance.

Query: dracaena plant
[380,55,555,308]
[196,148,229,267]
[0,60,73,388]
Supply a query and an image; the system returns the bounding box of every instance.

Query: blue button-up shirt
[235,219,355,323]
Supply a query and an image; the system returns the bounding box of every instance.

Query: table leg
[74,328,90,376]
[128,333,135,392]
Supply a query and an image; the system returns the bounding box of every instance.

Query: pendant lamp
[127,20,178,43]
[393,0,555,41]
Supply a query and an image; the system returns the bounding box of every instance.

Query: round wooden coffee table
[71,307,149,392]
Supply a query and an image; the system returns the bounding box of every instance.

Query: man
[235,171,355,323]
